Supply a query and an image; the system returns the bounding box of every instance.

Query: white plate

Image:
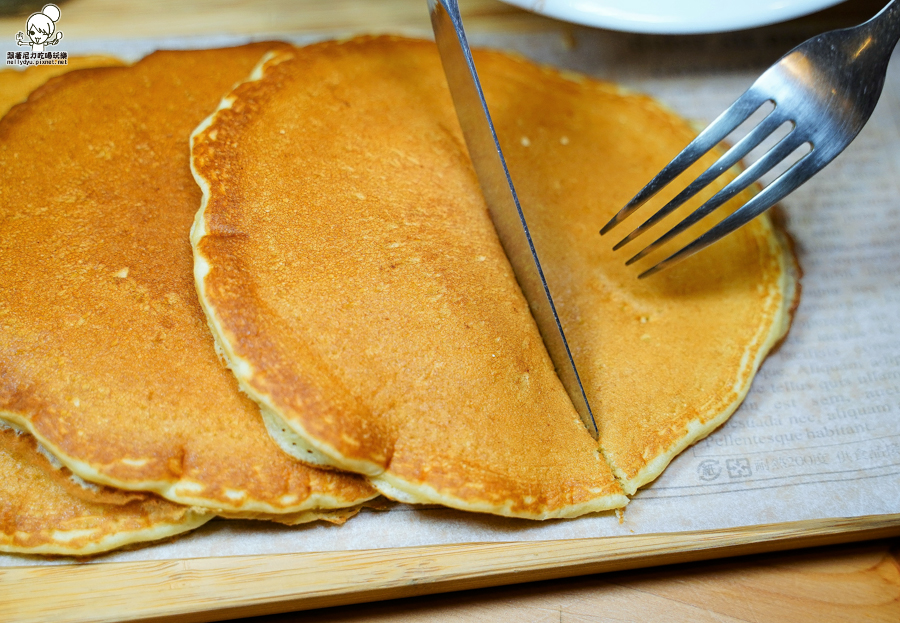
[500,0,847,34]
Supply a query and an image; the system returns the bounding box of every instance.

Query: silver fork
[601,1,900,279]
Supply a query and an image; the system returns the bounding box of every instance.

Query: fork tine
[600,88,768,236]
[612,109,786,251]
[625,129,805,267]
[637,148,817,279]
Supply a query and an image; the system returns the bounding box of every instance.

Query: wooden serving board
[3,514,899,623]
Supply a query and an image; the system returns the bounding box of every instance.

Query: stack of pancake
[0,47,377,555]
[0,38,798,555]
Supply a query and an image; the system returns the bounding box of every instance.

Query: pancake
[0,55,124,118]
[0,424,210,556]
[0,44,377,518]
[193,36,798,515]
[191,39,628,519]
[471,52,799,494]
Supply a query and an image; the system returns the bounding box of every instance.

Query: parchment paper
[2,27,899,566]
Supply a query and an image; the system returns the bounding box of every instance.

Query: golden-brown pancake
[193,36,798,514]
[0,44,377,517]
[191,39,628,519]
[472,52,799,494]
[0,55,124,118]
[0,424,210,556]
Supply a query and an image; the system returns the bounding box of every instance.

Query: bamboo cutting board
[2,514,900,623]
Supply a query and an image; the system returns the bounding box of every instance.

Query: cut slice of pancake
[471,52,799,494]
[0,424,211,556]
[0,55,124,118]
[0,44,377,518]
[191,38,628,519]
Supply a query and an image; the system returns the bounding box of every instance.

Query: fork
[600,0,900,279]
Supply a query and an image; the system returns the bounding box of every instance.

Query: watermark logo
[7,4,68,66]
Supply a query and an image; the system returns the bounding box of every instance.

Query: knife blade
[428,0,599,439]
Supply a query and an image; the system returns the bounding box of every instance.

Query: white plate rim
[499,0,849,34]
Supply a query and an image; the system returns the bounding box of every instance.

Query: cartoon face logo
[16,4,63,52]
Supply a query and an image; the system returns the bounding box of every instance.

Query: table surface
[2,0,897,621]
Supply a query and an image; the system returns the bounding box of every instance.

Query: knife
[427,0,599,439]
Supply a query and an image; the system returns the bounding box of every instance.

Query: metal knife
[427,0,599,439]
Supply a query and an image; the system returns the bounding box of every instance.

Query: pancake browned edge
[191,39,628,520]
[469,51,801,495]
[0,55,124,118]
[0,44,377,522]
[0,424,211,556]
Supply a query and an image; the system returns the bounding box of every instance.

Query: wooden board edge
[2,514,899,623]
